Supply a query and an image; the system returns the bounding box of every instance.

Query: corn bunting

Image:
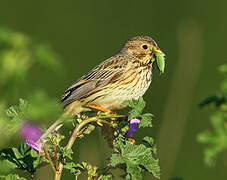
[62,36,164,115]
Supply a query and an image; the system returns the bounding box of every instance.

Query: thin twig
[55,143,59,169]
[43,143,56,173]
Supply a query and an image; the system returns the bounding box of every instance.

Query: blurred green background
[0,0,227,179]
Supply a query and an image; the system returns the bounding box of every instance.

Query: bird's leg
[87,104,112,113]
[87,104,118,125]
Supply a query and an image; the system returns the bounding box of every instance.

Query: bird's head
[122,36,165,73]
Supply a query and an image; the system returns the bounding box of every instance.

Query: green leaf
[126,165,142,180]
[141,155,160,179]
[114,141,160,179]
[123,97,146,119]
[123,97,146,112]
[60,147,73,160]
[64,162,83,176]
[19,143,40,172]
[0,159,18,173]
[81,162,98,178]
[3,99,29,134]
[197,111,227,166]
[6,99,28,123]
[139,113,153,128]
[0,147,24,169]
[0,143,40,173]
[143,136,154,146]
[110,154,124,167]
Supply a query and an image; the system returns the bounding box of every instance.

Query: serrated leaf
[128,110,141,120]
[126,165,142,180]
[117,142,160,179]
[81,161,98,178]
[141,155,160,179]
[0,143,40,173]
[143,136,154,146]
[17,143,40,172]
[197,110,227,166]
[123,97,146,119]
[0,148,24,168]
[60,147,73,160]
[6,99,28,122]
[139,113,153,128]
[123,97,146,113]
[64,162,83,175]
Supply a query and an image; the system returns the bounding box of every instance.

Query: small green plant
[197,64,227,166]
[0,97,160,180]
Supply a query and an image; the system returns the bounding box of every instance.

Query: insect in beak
[151,46,165,74]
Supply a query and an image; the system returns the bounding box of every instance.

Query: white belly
[87,68,152,110]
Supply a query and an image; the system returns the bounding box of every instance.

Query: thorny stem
[54,114,124,180]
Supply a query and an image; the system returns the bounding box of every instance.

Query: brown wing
[61,55,128,107]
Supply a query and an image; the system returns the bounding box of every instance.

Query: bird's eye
[142,45,148,49]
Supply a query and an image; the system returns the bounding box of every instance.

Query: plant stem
[54,114,123,180]
[54,117,98,180]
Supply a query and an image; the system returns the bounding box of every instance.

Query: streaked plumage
[62,36,162,115]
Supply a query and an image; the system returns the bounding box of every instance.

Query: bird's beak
[153,46,165,74]
[154,48,163,54]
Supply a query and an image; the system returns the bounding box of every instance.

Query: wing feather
[61,55,128,106]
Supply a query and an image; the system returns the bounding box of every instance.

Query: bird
[61,36,164,116]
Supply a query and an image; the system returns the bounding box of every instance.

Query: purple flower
[124,119,140,138]
[20,122,42,151]
[26,139,42,151]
